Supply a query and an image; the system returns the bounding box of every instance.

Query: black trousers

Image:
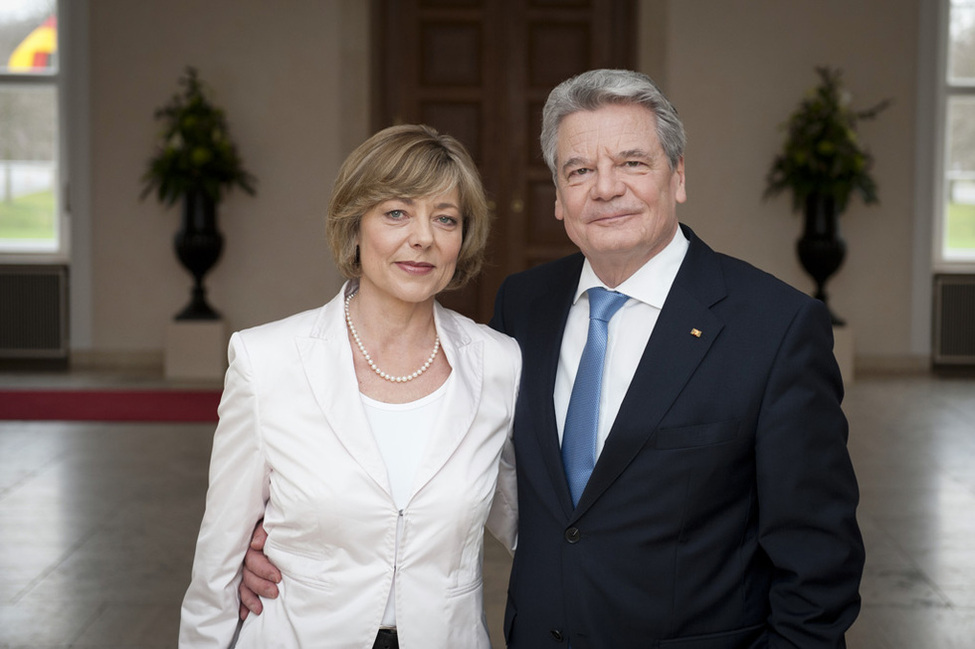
[372,628,398,649]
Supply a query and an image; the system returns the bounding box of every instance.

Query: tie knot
[587,287,628,323]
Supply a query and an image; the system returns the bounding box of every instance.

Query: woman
[179,125,520,649]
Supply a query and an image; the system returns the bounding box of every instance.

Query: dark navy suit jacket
[490,225,863,649]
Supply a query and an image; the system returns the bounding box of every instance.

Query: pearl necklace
[344,291,441,383]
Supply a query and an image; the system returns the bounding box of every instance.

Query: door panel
[375,0,635,321]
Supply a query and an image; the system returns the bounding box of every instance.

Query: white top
[362,379,450,508]
[554,228,690,458]
[362,379,451,627]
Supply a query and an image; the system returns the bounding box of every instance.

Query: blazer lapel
[573,227,727,517]
[297,288,392,496]
[408,303,482,500]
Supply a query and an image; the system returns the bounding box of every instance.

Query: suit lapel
[297,289,392,495]
[519,256,583,517]
[572,228,728,517]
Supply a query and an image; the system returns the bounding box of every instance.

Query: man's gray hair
[540,69,686,176]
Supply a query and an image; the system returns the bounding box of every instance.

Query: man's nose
[591,168,625,200]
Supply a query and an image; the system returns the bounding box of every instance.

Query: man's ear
[674,157,687,204]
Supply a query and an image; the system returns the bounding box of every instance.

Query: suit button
[565,527,581,543]
[550,629,564,642]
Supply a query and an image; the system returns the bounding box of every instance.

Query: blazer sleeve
[179,332,271,648]
[485,335,521,554]
[756,298,864,647]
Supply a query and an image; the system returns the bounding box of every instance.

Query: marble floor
[1,371,974,648]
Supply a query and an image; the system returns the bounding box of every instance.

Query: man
[239,69,864,648]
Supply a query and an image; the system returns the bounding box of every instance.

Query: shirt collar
[573,225,690,309]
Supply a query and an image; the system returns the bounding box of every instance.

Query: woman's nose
[410,218,434,247]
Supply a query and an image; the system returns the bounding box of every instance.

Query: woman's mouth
[396,261,435,274]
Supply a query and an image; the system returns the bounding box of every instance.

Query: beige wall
[86,0,365,356]
[78,0,926,366]
[663,0,921,363]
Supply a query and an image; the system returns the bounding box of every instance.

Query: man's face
[554,103,686,281]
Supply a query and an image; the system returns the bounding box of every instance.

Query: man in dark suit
[489,69,863,648]
[238,69,863,648]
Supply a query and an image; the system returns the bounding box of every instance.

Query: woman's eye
[386,209,406,219]
[437,215,459,226]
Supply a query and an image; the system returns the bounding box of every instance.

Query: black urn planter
[174,191,224,320]
[796,193,846,325]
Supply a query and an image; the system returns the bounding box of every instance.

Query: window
[942,0,975,264]
[0,0,60,256]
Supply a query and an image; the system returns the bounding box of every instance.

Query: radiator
[933,274,975,366]
[0,265,68,360]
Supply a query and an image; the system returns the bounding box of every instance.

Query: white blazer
[179,284,521,649]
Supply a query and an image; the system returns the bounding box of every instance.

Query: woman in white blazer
[179,125,520,649]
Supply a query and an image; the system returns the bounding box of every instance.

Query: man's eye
[568,167,590,178]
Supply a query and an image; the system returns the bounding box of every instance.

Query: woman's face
[356,188,464,306]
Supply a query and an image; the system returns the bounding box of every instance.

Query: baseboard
[65,350,937,378]
[69,349,164,373]
[855,354,931,375]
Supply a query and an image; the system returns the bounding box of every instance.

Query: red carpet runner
[0,389,221,422]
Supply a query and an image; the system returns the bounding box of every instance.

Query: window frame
[0,0,68,264]
[935,0,975,272]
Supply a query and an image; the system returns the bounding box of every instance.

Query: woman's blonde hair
[326,124,490,290]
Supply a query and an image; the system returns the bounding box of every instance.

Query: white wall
[84,0,366,358]
[76,0,927,367]
[664,0,922,364]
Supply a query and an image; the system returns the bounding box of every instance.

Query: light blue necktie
[562,287,629,507]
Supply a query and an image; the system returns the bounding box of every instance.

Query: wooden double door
[374,0,636,322]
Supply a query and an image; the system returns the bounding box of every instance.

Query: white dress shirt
[554,228,689,458]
